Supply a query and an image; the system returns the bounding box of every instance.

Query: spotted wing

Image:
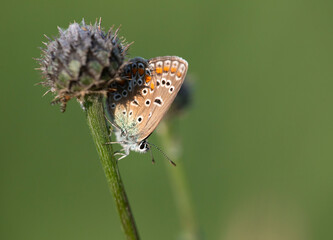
[106,58,150,137]
[134,56,188,142]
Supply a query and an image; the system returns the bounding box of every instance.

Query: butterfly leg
[114,148,125,156]
[117,147,131,160]
[105,141,126,145]
[117,153,128,161]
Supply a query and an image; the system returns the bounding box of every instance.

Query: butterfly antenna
[146,141,176,166]
[104,114,120,130]
[148,147,155,164]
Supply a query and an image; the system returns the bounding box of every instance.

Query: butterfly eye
[138,141,149,151]
[139,141,147,150]
[139,143,145,150]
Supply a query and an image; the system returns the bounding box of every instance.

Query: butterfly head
[114,127,150,155]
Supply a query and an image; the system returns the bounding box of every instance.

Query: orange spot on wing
[132,68,137,75]
[176,72,182,77]
[150,82,155,90]
[138,68,144,75]
[81,27,87,31]
[145,75,152,83]
[156,67,162,74]
[171,67,177,73]
[163,66,170,72]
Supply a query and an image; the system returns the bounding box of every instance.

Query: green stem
[85,96,140,240]
[159,122,200,240]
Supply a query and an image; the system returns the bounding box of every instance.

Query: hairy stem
[85,96,140,240]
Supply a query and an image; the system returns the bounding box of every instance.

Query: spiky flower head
[37,19,132,112]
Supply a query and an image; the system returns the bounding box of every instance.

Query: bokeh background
[1,0,333,239]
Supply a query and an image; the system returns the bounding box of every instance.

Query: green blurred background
[1,0,333,239]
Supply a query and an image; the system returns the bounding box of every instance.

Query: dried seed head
[36,19,131,112]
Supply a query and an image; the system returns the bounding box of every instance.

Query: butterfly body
[106,56,188,160]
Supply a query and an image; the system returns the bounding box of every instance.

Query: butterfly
[106,56,188,164]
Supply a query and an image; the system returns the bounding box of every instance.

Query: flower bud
[36,19,131,112]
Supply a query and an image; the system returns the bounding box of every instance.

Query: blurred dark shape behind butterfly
[167,75,194,119]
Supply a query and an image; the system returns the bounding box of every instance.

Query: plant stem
[159,122,200,240]
[85,96,140,240]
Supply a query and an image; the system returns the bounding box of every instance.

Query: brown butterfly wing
[134,56,188,142]
[106,56,188,143]
[107,58,153,138]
